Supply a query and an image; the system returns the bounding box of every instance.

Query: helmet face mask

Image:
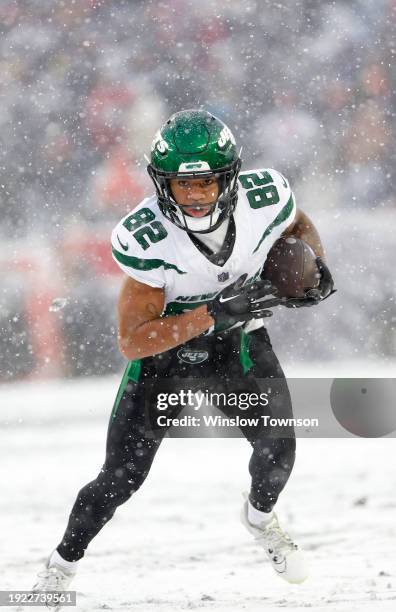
[147,160,241,233]
[147,109,242,234]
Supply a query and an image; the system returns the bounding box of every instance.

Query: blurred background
[0,0,395,381]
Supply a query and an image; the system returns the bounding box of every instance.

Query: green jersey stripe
[253,194,295,254]
[112,247,186,275]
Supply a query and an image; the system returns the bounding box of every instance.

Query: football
[262,237,320,298]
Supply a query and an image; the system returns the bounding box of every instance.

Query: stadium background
[1,0,395,381]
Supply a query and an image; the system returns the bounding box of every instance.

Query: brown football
[262,237,320,298]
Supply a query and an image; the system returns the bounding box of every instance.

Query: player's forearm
[290,212,326,261]
[118,305,213,360]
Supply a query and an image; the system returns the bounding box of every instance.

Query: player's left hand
[315,256,335,299]
[282,257,336,308]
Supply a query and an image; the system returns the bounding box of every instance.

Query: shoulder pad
[238,167,293,209]
[111,196,184,286]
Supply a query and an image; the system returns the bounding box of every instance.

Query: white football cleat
[32,553,77,610]
[241,500,309,584]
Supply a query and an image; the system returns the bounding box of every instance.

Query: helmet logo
[218,126,236,149]
[177,349,209,364]
[151,130,168,154]
[178,161,211,172]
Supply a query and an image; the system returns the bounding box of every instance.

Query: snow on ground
[1,367,396,612]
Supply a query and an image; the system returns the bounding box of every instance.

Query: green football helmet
[147,109,242,233]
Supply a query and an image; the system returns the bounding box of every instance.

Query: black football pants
[57,326,296,562]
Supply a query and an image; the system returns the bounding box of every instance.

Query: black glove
[315,256,335,299]
[207,274,281,328]
[282,256,336,309]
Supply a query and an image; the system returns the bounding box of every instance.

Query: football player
[33,110,334,602]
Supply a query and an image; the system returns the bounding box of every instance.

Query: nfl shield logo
[217,272,229,282]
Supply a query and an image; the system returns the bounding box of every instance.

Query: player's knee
[80,467,141,507]
[114,465,144,491]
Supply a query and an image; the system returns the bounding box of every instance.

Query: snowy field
[1,369,396,612]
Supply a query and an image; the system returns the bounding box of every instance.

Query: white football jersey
[111,168,296,333]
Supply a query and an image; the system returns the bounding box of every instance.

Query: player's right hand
[206,273,281,329]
